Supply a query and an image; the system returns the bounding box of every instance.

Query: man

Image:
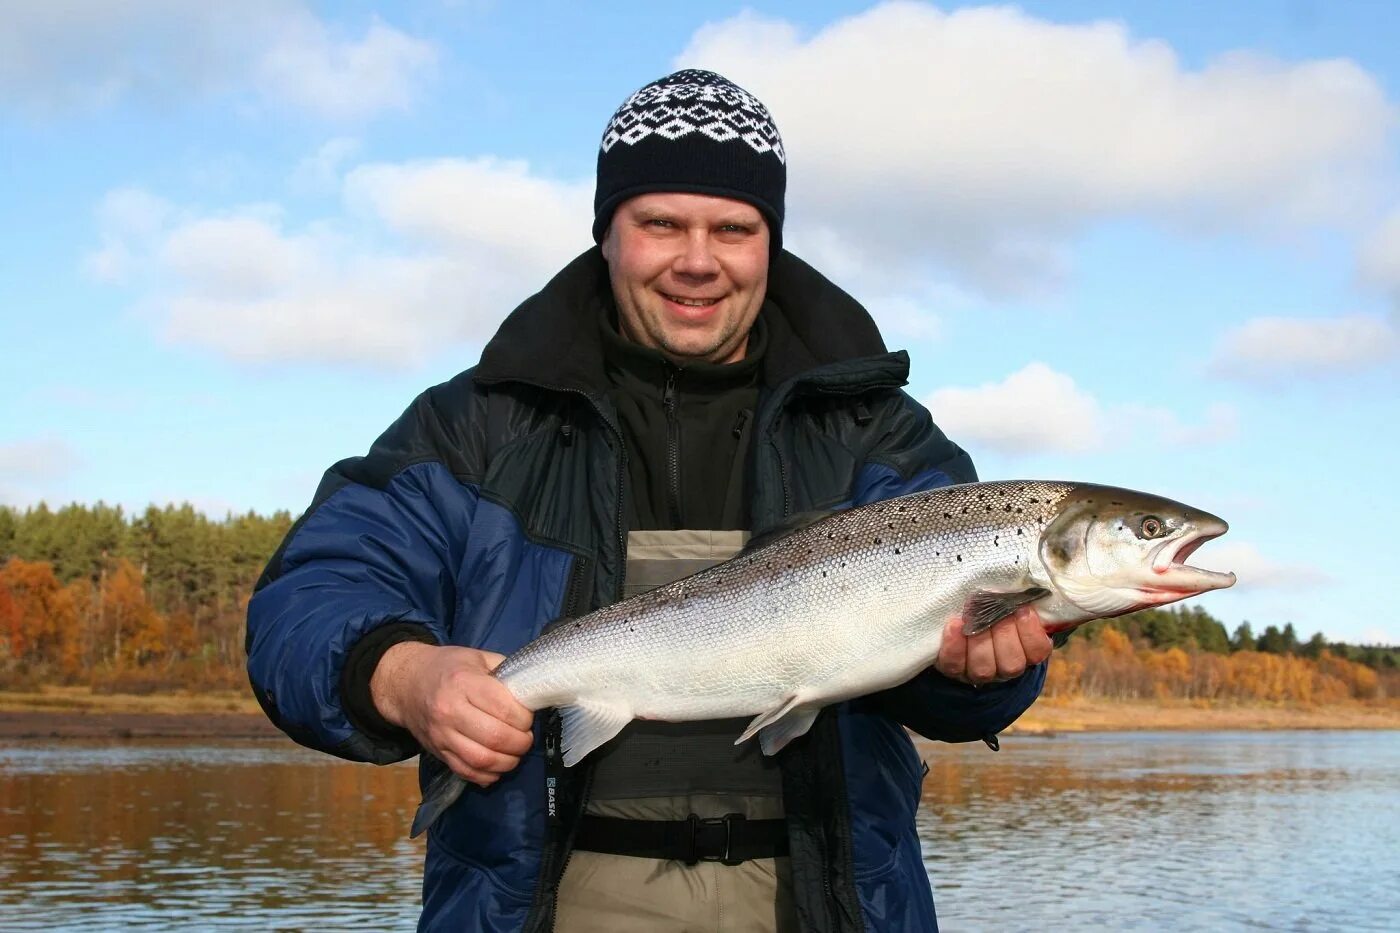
[247,70,1051,932]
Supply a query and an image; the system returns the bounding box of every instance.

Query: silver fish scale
[497,480,1075,719]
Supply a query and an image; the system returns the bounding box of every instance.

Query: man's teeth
[667,295,718,307]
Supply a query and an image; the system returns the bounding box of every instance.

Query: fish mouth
[1146,523,1236,593]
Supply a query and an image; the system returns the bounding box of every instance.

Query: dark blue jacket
[246,248,1045,931]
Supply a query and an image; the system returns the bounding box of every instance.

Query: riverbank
[1,687,1398,739]
[1008,696,1400,733]
[0,687,276,739]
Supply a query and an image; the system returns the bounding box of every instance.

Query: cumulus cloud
[0,1,434,119]
[1360,207,1400,308]
[88,160,592,367]
[290,138,362,193]
[680,2,1396,297]
[923,362,1236,457]
[1209,314,1397,379]
[925,363,1104,455]
[1204,542,1331,590]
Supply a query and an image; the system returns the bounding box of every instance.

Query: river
[1,731,1395,930]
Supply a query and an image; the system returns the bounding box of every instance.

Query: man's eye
[646,219,674,228]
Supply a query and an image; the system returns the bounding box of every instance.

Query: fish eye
[1139,516,1165,539]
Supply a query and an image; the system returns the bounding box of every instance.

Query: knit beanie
[593,69,786,249]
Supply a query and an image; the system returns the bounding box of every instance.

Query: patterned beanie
[593,69,786,249]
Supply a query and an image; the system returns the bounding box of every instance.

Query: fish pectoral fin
[559,701,633,767]
[962,586,1051,636]
[410,756,467,839]
[757,706,822,757]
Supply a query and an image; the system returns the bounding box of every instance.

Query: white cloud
[923,363,1237,457]
[925,362,1104,455]
[290,138,362,193]
[0,1,434,120]
[680,3,1396,296]
[255,17,436,121]
[1360,207,1400,308]
[89,160,593,367]
[1209,314,1397,379]
[1204,542,1331,590]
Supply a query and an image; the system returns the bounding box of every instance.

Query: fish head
[1037,485,1236,624]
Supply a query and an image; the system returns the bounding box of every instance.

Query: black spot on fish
[956,554,962,562]
[943,512,952,519]
[1005,505,1013,512]
[894,547,901,554]
[874,537,883,545]
[1017,528,1024,535]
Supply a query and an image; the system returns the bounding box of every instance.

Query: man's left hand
[934,606,1052,686]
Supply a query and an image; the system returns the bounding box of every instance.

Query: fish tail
[410,766,468,838]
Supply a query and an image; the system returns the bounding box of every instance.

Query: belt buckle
[685,812,745,866]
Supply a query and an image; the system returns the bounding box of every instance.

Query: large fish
[411,480,1234,836]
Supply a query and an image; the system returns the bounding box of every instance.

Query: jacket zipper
[662,368,682,527]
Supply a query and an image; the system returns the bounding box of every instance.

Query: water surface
[1,731,1395,930]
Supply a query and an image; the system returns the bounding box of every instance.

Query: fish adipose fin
[962,587,1051,636]
[410,757,467,839]
[736,695,821,756]
[560,701,633,767]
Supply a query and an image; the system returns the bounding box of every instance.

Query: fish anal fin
[560,701,633,767]
[962,586,1051,636]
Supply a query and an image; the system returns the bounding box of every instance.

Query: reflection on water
[1,731,1397,930]
[0,740,424,929]
[918,731,1400,931]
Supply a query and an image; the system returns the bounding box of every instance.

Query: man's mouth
[663,293,721,308]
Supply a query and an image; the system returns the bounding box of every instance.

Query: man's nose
[674,231,720,276]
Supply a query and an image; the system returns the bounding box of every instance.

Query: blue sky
[1,1,1396,645]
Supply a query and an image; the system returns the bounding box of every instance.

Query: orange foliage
[1043,636,1393,705]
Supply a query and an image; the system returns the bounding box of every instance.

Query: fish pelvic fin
[410,760,467,839]
[560,701,633,767]
[962,586,1051,636]
[736,695,821,756]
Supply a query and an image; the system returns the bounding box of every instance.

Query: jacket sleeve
[850,389,1046,743]
[245,383,479,764]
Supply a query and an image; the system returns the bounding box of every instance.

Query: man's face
[601,192,770,365]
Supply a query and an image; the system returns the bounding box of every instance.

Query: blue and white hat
[593,69,786,249]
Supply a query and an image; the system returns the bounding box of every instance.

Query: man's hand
[370,642,534,787]
[934,606,1052,686]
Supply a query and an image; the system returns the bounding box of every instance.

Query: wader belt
[579,530,785,860]
[574,813,789,865]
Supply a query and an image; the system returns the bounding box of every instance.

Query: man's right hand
[370,642,535,787]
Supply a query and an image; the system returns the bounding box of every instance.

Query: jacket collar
[475,247,906,396]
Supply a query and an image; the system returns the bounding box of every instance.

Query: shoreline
[1,688,1397,739]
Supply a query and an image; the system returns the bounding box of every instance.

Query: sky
[1,1,1396,645]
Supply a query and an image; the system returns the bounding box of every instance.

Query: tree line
[1,502,1396,701]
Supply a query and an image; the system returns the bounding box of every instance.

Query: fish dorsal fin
[745,509,838,552]
[559,701,633,767]
[962,587,1051,636]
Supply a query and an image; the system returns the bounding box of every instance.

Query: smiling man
[247,70,1050,932]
